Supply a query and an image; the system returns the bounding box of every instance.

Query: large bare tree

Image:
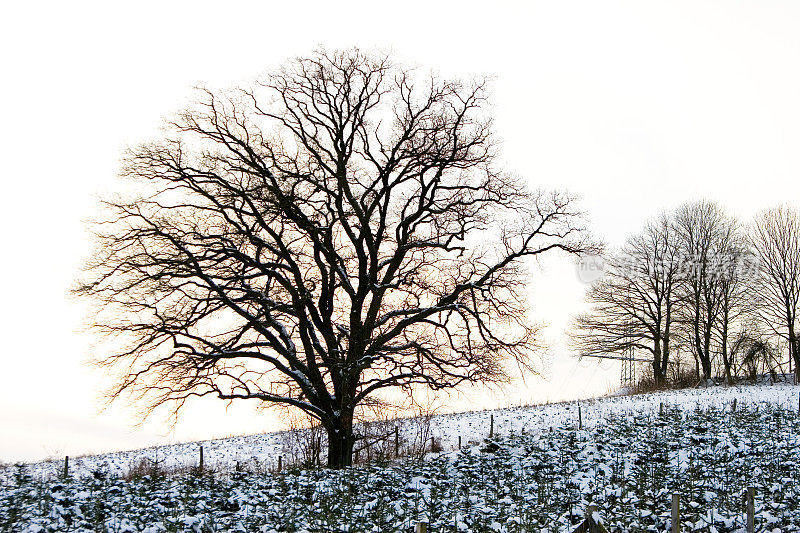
[76,49,587,468]
[749,206,800,380]
[572,213,681,384]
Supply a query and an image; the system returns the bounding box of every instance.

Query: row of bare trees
[573,201,800,385]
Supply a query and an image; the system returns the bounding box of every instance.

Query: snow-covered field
[3,383,800,531]
[14,383,800,480]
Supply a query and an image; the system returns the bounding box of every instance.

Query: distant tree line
[573,201,800,385]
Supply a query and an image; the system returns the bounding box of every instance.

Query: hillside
[13,383,800,480]
[2,383,800,531]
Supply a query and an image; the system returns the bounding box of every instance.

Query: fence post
[395,426,400,457]
[63,456,69,478]
[278,455,283,471]
[415,522,428,533]
[732,398,737,412]
[458,435,462,449]
[585,504,598,532]
[199,446,204,470]
[578,404,583,430]
[572,503,611,533]
[747,486,755,533]
[671,493,680,533]
[490,414,494,438]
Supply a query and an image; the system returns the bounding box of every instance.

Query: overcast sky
[2,0,799,462]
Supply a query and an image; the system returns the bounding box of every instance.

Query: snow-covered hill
[4,382,800,532]
[16,382,800,480]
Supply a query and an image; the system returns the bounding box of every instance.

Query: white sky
[2,0,800,462]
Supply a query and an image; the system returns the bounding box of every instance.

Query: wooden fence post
[570,503,609,533]
[578,404,583,429]
[278,455,283,471]
[747,486,755,533]
[63,456,69,478]
[671,493,680,533]
[490,414,494,438]
[199,446,204,470]
[458,435,462,449]
[732,398,737,412]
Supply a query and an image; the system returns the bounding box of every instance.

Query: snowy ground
[12,383,800,481]
[2,383,800,532]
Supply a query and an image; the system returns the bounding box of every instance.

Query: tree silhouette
[749,206,800,380]
[572,214,680,384]
[76,49,588,467]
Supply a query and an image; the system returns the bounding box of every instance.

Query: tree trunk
[653,338,664,385]
[326,413,355,469]
[701,324,713,380]
[661,308,671,384]
[790,327,799,383]
[692,309,713,380]
[721,308,733,385]
[721,348,733,385]
[694,354,700,380]
[700,357,712,381]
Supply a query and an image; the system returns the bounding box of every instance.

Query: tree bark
[700,354,712,380]
[790,328,799,383]
[694,354,700,380]
[653,337,665,385]
[326,413,355,469]
[701,319,713,380]
[721,307,733,385]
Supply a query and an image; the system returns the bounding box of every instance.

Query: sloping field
[16,384,800,480]
[2,384,799,532]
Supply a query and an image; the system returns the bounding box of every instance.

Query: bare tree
[729,325,781,381]
[673,200,737,380]
[75,49,588,468]
[713,227,754,384]
[749,206,800,381]
[572,213,680,384]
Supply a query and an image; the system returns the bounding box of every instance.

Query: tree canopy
[76,49,588,467]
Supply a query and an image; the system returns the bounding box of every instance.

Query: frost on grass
[3,386,800,532]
